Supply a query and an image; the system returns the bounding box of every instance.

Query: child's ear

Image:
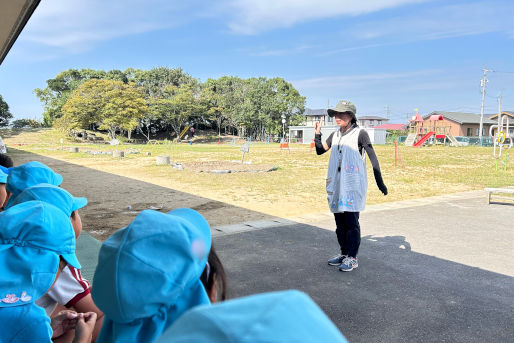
[208,273,218,303]
[1,191,11,209]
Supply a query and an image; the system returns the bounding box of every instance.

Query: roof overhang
[429,114,443,121]
[0,0,41,65]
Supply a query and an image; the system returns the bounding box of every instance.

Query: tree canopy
[35,67,306,140]
[58,79,147,139]
[0,94,14,127]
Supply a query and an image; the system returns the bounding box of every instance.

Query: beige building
[422,111,495,137]
[488,111,514,137]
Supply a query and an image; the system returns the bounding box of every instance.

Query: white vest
[326,127,368,212]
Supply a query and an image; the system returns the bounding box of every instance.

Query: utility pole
[479,67,492,146]
[385,105,390,120]
[497,93,502,132]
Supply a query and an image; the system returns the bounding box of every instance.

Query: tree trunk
[108,128,116,140]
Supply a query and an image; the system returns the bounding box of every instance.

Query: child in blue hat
[92,208,212,343]
[155,290,348,343]
[4,161,63,209]
[0,201,96,342]
[9,183,105,341]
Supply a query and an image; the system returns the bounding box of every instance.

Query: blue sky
[1,0,514,124]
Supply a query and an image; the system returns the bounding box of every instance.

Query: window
[466,128,473,136]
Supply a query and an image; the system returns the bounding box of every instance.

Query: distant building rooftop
[358,116,388,121]
[304,108,327,116]
[489,111,514,120]
[423,111,495,125]
[374,124,406,130]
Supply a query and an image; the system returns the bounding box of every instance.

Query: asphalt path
[214,194,514,343]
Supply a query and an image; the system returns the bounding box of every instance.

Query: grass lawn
[2,128,512,217]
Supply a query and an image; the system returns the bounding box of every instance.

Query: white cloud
[292,70,445,90]
[339,2,514,44]
[225,0,428,35]
[21,0,206,51]
[249,45,315,57]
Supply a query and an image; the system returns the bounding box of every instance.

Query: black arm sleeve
[358,130,385,188]
[314,132,334,155]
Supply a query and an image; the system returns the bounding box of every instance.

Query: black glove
[378,182,388,195]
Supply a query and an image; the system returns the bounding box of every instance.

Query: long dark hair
[200,245,227,301]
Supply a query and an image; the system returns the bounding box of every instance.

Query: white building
[289,125,386,145]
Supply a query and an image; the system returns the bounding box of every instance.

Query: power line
[490,70,514,74]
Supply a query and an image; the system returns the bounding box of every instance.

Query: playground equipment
[489,113,512,170]
[405,112,460,147]
[179,125,190,140]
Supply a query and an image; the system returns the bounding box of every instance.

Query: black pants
[334,212,360,258]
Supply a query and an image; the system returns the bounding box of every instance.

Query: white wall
[363,128,386,144]
[289,126,386,145]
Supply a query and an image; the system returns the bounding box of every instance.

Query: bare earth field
[3,128,513,240]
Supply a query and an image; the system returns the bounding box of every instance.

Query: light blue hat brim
[71,197,88,212]
[61,252,81,269]
[9,184,87,217]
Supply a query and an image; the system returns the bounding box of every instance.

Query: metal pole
[479,67,491,146]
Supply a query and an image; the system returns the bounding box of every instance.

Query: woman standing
[315,100,388,272]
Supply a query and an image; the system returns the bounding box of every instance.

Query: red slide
[413,131,435,147]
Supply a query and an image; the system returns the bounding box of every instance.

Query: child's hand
[73,312,97,343]
[51,310,79,339]
[378,182,388,195]
[314,121,321,134]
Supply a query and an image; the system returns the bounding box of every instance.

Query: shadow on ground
[8,148,275,240]
[215,225,514,343]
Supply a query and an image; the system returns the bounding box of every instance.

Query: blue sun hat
[9,183,87,216]
[0,201,80,307]
[155,290,348,343]
[5,161,63,208]
[92,208,212,343]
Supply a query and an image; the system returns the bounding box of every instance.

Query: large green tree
[156,83,202,139]
[126,67,198,140]
[0,94,13,127]
[200,76,244,136]
[58,79,147,139]
[206,77,305,139]
[34,69,130,126]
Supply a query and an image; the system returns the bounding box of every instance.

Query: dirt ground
[9,149,277,241]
